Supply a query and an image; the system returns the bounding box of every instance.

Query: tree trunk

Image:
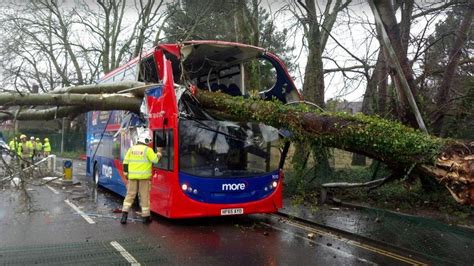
[196,90,474,205]
[0,92,141,121]
[0,87,472,205]
[0,93,141,110]
[371,0,425,130]
[301,0,325,108]
[431,7,473,136]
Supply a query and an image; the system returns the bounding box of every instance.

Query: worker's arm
[146,147,159,164]
[123,164,129,178]
[123,149,131,178]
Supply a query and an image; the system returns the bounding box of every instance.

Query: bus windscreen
[179,120,280,178]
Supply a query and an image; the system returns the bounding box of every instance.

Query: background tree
[0,0,166,91]
[423,5,473,137]
[162,0,295,92]
[76,0,166,74]
[283,0,351,188]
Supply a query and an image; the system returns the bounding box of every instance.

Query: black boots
[121,212,151,224]
[120,212,128,224]
[142,216,152,224]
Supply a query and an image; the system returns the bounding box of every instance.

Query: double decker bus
[86,40,301,218]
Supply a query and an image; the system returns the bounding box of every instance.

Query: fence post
[61,118,65,154]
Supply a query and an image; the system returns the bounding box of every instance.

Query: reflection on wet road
[0,160,428,265]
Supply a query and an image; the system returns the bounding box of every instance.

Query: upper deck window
[138,55,160,83]
[99,63,138,83]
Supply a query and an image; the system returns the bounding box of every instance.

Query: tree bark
[0,92,141,110]
[0,91,141,121]
[299,0,325,108]
[51,81,147,95]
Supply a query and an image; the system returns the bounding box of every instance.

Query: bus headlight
[181,184,188,191]
[272,181,278,188]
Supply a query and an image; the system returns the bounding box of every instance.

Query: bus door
[145,55,179,215]
[151,128,175,214]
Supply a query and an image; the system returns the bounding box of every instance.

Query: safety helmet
[36,138,40,141]
[30,136,35,140]
[44,138,49,142]
[137,133,151,144]
[20,134,27,140]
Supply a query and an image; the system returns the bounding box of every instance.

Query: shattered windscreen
[179,120,280,178]
[177,91,280,178]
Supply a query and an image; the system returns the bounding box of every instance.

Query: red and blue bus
[86,40,301,218]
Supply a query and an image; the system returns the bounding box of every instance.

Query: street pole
[61,117,64,154]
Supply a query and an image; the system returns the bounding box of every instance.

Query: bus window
[153,129,174,171]
[242,57,277,95]
[112,135,121,160]
[123,67,137,81]
[178,120,280,178]
[139,55,160,83]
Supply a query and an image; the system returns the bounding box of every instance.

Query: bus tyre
[93,164,99,186]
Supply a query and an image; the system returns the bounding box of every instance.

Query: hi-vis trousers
[122,179,151,217]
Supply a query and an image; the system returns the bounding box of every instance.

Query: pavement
[280,199,474,265]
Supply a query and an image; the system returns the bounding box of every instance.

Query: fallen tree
[195,91,474,205]
[0,81,151,120]
[0,84,472,205]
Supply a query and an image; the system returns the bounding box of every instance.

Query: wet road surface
[0,160,429,265]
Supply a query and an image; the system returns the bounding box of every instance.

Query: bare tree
[431,6,473,136]
[283,0,351,181]
[287,0,351,107]
[74,0,166,74]
[0,0,167,92]
[370,0,427,131]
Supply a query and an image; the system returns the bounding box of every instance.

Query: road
[0,159,428,265]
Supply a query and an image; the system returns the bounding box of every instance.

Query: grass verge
[283,166,473,226]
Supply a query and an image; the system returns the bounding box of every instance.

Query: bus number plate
[220,208,243,216]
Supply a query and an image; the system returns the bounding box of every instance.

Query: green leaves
[197,91,446,166]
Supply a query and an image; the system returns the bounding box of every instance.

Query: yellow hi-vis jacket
[9,140,18,151]
[36,142,43,152]
[123,144,159,180]
[18,141,34,158]
[43,141,51,152]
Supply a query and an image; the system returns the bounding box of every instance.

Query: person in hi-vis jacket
[120,131,161,224]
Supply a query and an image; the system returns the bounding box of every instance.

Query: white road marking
[110,241,141,266]
[64,199,95,224]
[46,185,59,194]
